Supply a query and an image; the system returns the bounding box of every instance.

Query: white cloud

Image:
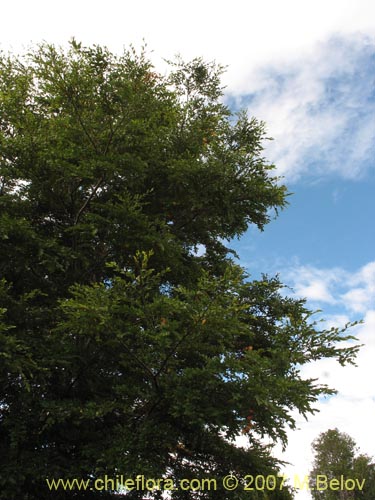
[228,35,375,182]
[283,261,375,315]
[1,2,374,184]
[321,314,352,331]
[341,288,371,314]
[238,262,375,499]
[296,279,337,305]
[279,389,375,499]
[274,265,375,498]
[283,265,344,305]
[1,1,375,80]
[343,266,375,313]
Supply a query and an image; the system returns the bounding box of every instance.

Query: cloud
[227,35,375,182]
[237,261,375,499]
[279,397,375,499]
[278,309,375,499]
[341,263,375,313]
[282,265,343,306]
[293,277,338,305]
[270,263,375,498]
[1,2,374,185]
[282,261,375,315]
[1,1,375,85]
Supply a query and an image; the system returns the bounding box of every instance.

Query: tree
[0,41,359,499]
[352,454,375,499]
[309,429,375,500]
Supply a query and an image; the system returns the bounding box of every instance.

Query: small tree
[352,454,375,499]
[310,429,375,500]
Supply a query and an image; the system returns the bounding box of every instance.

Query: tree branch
[74,176,104,225]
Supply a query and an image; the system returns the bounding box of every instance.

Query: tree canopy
[0,41,360,499]
[309,428,375,499]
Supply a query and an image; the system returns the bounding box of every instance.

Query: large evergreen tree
[0,42,359,499]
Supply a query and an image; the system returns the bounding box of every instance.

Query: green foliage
[0,41,360,499]
[309,429,375,499]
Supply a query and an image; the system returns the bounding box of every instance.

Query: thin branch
[154,326,193,380]
[73,105,100,154]
[119,339,160,393]
[74,175,104,225]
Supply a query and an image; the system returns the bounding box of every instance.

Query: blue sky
[2,1,374,498]
[235,178,375,275]
[227,32,375,498]
[232,174,375,286]
[222,29,375,498]
[228,176,375,363]
[227,35,375,307]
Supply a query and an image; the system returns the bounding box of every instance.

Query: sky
[2,1,375,498]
